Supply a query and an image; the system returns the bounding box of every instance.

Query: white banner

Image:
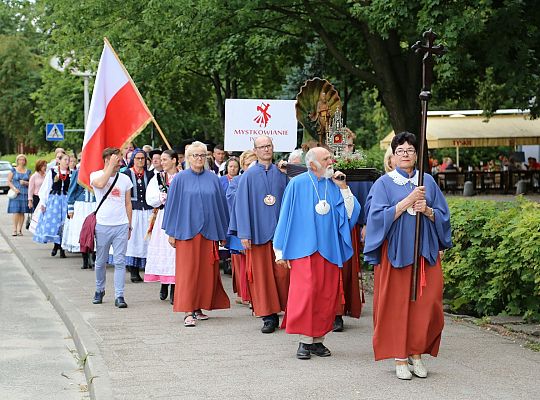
[224,99,297,152]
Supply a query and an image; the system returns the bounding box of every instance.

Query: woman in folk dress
[33,153,71,258]
[144,150,181,303]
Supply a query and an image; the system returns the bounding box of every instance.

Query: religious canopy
[380,110,540,149]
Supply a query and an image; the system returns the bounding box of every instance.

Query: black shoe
[310,343,331,357]
[59,249,66,258]
[129,266,143,282]
[222,259,232,275]
[81,253,89,269]
[296,343,312,360]
[92,290,105,304]
[333,315,344,332]
[169,284,175,305]
[115,297,128,308]
[261,317,276,334]
[272,313,279,327]
[51,243,60,257]
[160,284,168,301]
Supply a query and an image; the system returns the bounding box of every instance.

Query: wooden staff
[410,30,446,301]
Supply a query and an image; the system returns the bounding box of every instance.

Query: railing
[435,170,540,194]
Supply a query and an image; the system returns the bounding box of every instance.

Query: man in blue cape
[229,136,289,334]
[273,146,360,360]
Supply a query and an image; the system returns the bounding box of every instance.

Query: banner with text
[224,99,297,152]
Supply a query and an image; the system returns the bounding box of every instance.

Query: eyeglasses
[190,153,206,159]
[134,157,146,161]
[395,148,416,156]
[255,144,272,151]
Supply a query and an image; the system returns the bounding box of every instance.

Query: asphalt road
[0,227,88,399]
[1,194,539,399]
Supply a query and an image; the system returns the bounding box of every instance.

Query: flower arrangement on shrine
[295,77,379,182]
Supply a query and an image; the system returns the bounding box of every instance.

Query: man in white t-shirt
[90,147,133,308]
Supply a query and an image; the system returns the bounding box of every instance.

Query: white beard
[323,167,334,179]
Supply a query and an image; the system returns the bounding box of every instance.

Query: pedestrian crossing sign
[46,123,64,141]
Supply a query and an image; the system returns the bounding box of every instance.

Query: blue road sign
[46,123,64,141]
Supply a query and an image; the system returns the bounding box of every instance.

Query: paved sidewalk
[1,195,539,399]
[0,232,88,399]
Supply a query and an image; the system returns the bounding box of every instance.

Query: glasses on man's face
[255,144,272,151]
[190,153,206,159]
[395,148,416,156]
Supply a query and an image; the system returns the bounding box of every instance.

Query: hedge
[443,197,540,322]
[0,152,56,172]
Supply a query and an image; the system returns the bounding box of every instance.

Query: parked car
[0,160,13,194]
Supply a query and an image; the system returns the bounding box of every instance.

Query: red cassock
[173,234,230,312]
[231,253,251,303]
[336,225,363,318]
[282,252,340,338]
[245,242,289,317]
[372,242,444,360]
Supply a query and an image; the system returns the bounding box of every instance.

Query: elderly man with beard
[273,147,360,359]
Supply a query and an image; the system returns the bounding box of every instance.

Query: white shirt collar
[388,169,418,186]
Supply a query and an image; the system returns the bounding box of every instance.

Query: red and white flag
[78,38,153,188]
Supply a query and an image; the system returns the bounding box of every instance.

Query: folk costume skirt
[144,209,175,284]
[372,241,444,361]
[33,194,68,245]
[61,201,96,252]
[122,208,152,269]
[245,242,289,317]
[282,252,340,338]
[173,234,230,313]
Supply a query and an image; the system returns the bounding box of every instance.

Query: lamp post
[49,56,94,130]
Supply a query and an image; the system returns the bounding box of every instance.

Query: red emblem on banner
[254,102,271,127]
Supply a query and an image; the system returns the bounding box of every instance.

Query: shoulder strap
[94,173,119,215]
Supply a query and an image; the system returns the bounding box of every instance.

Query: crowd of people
[6,132,453,380]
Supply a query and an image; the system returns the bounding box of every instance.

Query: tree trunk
[211,72,226,130]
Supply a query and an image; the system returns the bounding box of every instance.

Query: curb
[0,228,114,400]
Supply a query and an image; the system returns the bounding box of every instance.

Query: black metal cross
[412,29,446,94]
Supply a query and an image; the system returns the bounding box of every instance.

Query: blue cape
[231,162,287,245]
[363,168,452,267]
[162,169,229,241]
[273,171,360,267]
[226,174,244,252]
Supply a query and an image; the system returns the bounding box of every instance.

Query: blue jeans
[95,223,129,298]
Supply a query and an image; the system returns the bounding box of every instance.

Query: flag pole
[410,30,446,301]
[151,117,172,150]
[103,37,172,150]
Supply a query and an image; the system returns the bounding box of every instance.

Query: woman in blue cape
[162,141,230,327]
[363,132,452,380]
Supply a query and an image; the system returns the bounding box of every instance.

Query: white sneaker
[409,357,428,378]
[395,364,412,380]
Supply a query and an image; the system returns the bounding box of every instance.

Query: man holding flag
[79,38,170,306]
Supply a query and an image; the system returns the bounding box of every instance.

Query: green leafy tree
[0,0,41,154]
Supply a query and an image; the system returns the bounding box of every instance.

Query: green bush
[443,197,540,322]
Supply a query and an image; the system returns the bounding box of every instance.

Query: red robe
[231,253,251,302]
[282,252,340,338]
[245,242,289,316]
[336,225,364,318]
[173,234,230,312]
[373,242,444,360]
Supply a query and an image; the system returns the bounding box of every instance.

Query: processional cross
[410,29,446,301]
